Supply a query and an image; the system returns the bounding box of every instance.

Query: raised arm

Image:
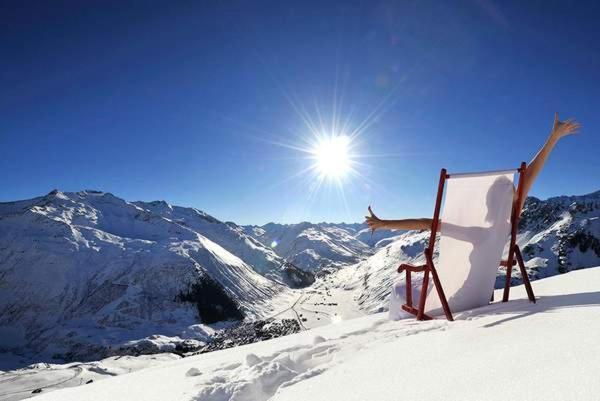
[365,206,431,232]
[519,113,580,212]
[366,113,579,232]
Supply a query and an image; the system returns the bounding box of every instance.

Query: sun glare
[312,135,352,179]
[253,81,401,218]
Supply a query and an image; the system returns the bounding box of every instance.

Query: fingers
[364,215,379,231]
[562,119,581,133]
[558,117,579,127]
[568,123,581,134]
[367,205,378,219]
[553,113,581,136]
[366,206,382,233]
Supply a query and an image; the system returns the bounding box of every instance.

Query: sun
[312,135,352,179]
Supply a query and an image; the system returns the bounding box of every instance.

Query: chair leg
[405,270,412,307]
[515,246,536,303]
[402,269,432,320]
[402,304,433,320]
[425,252,453,321]
[502,248,515,302]
[416,270,429,321]
[401,258,453,322]
[429,266,454,321]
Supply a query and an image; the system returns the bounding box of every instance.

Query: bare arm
[365,206,431,231]
[519,113,580,212]
[365,113,579,232]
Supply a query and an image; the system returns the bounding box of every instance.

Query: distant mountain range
[1,189,598,367]
[243,222,374,272]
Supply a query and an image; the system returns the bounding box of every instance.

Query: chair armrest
[398,264,428,273]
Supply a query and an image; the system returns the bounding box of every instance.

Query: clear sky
[1,1,599,225]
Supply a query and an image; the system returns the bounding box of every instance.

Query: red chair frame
[397,162,536,321]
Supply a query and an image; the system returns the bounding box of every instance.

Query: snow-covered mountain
[516,190,600,276]
[0,190,294,365]
[131,201,313,287]
[243,222,398,271]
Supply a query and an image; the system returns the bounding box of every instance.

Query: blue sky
[1,1,599,225]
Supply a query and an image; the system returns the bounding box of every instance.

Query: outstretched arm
[519,113,580,212]
[366,113,579,231]
[365,206,431,232]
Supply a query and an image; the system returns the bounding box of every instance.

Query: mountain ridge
[0,190,292,366]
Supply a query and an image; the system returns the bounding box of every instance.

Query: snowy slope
[24,267,600,401]
[0,354,181,401]
[0,191,290,366]
[132,201,313,287]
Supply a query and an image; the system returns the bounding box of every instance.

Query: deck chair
[395,162,536,321]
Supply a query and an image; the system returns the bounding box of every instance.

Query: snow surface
[21,267,600,401]
[0,354,180,401]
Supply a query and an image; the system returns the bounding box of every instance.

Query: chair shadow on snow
[461,291,600,328]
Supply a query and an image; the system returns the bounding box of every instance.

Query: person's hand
[551,112,580,139]
[365,206,385,233]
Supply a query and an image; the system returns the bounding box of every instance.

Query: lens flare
[270,240,278,248]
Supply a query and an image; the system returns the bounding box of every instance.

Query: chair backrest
[425,170,516,315]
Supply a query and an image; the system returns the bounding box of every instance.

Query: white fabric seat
[427,171,515,315]
[390,171,516,319]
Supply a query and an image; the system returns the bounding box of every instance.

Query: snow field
[33,267,600,401]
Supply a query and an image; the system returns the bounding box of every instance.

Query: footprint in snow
[219,362,242,371]
[186,368,202,377]
[192,343,339,401]
[245,353,261,367]
[312,335,326,345]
